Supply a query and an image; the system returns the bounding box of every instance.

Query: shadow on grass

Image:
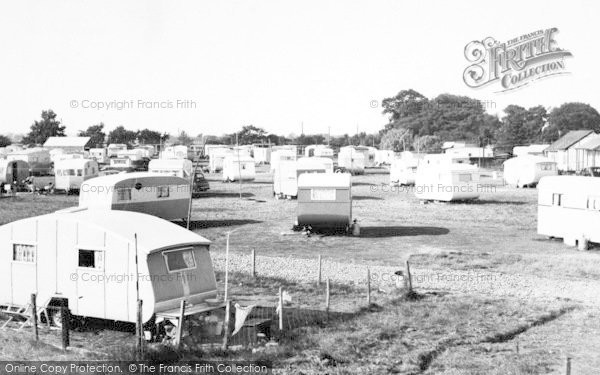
[309,225,449,238]
[359,226,449,238]
[464,199,528,205]
[352,195,383,201]
[180,219,263,229]
[201,192,255,198]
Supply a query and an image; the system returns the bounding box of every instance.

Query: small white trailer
[79,173,191,221]
[89,148,108,164]
[222,155,256,182]
[503,155,558,188]
[414,163,481,202]
[54,159,99,193]
[537,176,600,249]
[390,156,422,186]
[0,209,217,325]
[160,145,188,160]
[209,148,233,173]
[107,144,127,158]
[305,145,334,158]
[365,147,378,168]
[375,150,395,166]
[273,157,334,199]
[148,158,193,179]
[337,148,365,175]
[252,146,271,164]
[270,149,297,173]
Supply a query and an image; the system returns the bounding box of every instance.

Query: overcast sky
[1,0,598,137]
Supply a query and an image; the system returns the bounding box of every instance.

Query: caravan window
[552,193,562,206]
[117,188,132,201]
[13,244,35,263]
[78,249,104,270]
[458,174,472,182]
[157,186,170,198]
[163,248,196,272]
[587,196,600,210]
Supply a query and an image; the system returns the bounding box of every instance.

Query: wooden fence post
[60,306,70,350]
[317,255,322,286]
[136,300,144,356]
[176,300,186,348]
[366,269,371,306]
[278,287,283,331]
[251,249,256,278]
[405,261,413,292]
[30,294,38,341]
[565,357,571,375]
[325,279,331,318]
[222,300,231,350]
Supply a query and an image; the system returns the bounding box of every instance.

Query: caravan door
[10,243,37,305]
[75,249,106,318]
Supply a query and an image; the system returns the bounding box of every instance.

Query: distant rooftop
[545,130,595,152]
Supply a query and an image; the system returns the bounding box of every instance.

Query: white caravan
[79,173,191,221]
[414,162,481,202]
[0,210,216,325]
[503,155,558,188]
[54,159,99,193]
[538,176,600,249]
[222,155,256,182]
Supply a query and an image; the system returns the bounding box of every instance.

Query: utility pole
[301,121,304,135]
[236,133,242,199]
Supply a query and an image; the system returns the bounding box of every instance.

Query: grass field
[1,166,600,374]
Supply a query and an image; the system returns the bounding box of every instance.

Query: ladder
[0,302,51,331]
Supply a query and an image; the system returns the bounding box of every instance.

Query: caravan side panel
[147,245,217,313]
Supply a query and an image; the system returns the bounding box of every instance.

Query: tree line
[4,91,600,153]
[379,89,600,153]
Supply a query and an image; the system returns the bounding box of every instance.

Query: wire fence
[1,250,600,374]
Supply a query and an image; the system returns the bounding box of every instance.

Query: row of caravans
[389,152,560,200]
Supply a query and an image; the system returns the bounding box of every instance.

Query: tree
[380,128,412,152]
[495,105,529,148]
[107,126,138,146]
[547,103,600,141]
[22,110,65,145]
[138,129,168,145]
[176,130,193,145]
[523,106,548,143]
[231,125,268,144]
[379,92,490,147]
[413,135,443,153]
[0,135,11,147]
[381,89,428,124]
[78,123,106,148]
[495,105,549,148]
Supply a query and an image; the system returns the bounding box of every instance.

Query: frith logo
[463,28,573,92]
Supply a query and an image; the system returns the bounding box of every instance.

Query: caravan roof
[298,173,351,188]
[12,209,209,254]
[82,172,184,188]
[55,158,96,168]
